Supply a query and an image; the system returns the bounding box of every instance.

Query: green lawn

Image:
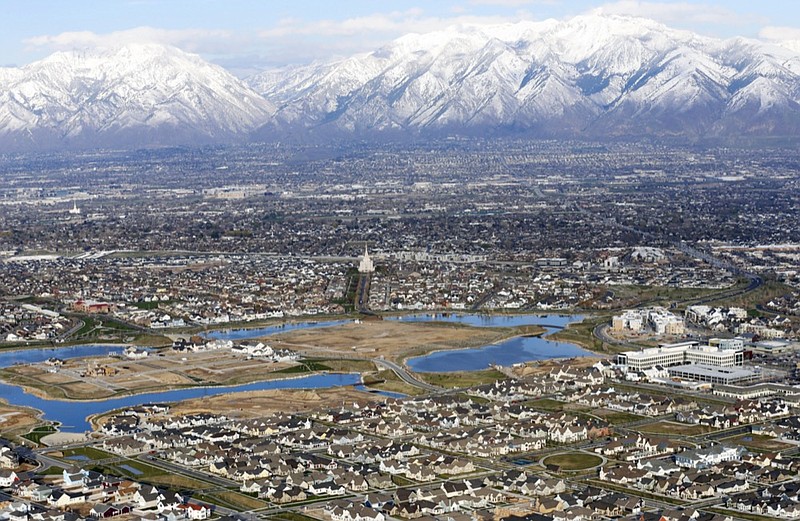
[59,446,116,461]
[274,359,332,373]
[725,434,793,452]
[527,398,567,411]
[594,410,646,425]
[639,421,714,436]
[420,369,505,389]
[544,453,603,471]
[549,315,615,353]
[22,425,57,444]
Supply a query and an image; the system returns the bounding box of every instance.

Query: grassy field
[526,398,568,412]
[593,409,646,425]
[22,424,57,444]
[609,283,745,309]
[639,421,714,436]
[704,279,792,310]
[549,315,615,353]
[91,458,213,491]
[420,368,506,389]
[194,490,269,511]
[725,434,793,452]
[364,369,423,396]
[544,453,603,471]
[59,446,116,460]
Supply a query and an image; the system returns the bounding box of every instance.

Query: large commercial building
[616,341,744,371]
[667,364,758,385]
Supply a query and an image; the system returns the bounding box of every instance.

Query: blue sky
[3,0,800,75]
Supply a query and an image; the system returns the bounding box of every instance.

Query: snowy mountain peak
[249,14,800,141]
[2,15,800,150]
[0,43,274,150]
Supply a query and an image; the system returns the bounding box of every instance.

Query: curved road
[373,358,442,393]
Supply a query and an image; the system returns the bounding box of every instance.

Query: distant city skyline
[2,0,800,75]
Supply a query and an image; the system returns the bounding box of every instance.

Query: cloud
[258,9,519,40]
[253,8,527,65]
[19,9,530,71]
[23,26,246,55]
[589,1,759,27]
[468,0,559,6]
[759,25,800,41]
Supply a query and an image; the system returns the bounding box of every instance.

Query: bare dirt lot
[270,320,541,362]
[0,399,44,439]
[91,387,383,428]
[0,348,298,400]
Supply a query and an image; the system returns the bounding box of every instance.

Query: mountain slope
[2,15,800,150]
[0,44,275,150]
[249,14,800,140]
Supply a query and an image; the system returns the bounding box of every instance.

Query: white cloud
[258,9,519,40]
[590,1,758,27]
[23,26,245,55]
[468,0,559,6]
[760,25,800,41]
[253,8,527,65]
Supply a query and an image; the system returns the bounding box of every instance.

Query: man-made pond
[392,313,592,373]
[386,313,580,329]
[0,344,123,366]
[205,320,350,341]
[406,330,591,372]
[0,313,589,431]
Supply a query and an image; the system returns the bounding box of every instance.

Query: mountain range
[2,14,800,150]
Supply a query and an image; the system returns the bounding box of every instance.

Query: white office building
[616,341,744,371]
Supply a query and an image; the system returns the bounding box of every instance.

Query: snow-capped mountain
[0,44,274,150]
[249,14,800,140]
[2,15,800,150]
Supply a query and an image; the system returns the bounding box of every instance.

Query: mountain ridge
[0,43,274,151]
[2,14,800,150]
[249,14,800,141]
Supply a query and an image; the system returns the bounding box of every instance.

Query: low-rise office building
[616,342,744,371]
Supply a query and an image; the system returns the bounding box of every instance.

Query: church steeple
[358,245,375,273]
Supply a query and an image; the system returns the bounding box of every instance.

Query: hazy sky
[3,0,800,75]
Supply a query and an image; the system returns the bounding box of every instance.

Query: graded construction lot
[0,348,301,400]
[270,319,544,362]
[725,433,796,452]
[90,387,384,429]
[0,399,44,441]
[639,420,715,436]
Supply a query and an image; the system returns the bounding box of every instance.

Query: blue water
[0,344,122,366]
[406,328,591,373]
[387,313,581,329]
[353,384,407,400]
[205,320,351,341]
[0,372,360,432]
[117,464,144,475]
[66,455,90,461]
